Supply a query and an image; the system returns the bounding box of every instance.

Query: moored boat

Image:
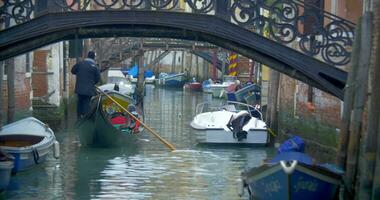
[77,90,144,147]
[103,69,135,96]
[241,152,342,200]
[202,79,212,93]
[145,75,156,84]
[227,83,261,105]
[0,117,59,173]
[190,101,268,145]
[184,82,202,91]
[209,75,238,98]
[157,72,187,87]
[184,78,202,91]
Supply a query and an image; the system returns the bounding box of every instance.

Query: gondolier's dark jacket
[71,58,101,96]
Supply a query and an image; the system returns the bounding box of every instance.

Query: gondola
[77,90,144,147]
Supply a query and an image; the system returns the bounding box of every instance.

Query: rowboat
[190,101,268,145]
[184,82,202,91]
[241,152,342,200]
[0,117,59,173]
[77,90,144,147]
[0,151,13,192]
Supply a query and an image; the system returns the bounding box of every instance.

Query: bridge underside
[0,11,347,99]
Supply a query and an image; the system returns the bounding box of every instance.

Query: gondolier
[71,51,100,118]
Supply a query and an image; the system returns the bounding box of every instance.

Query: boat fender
[32,147,40,164]
[280,160,298,174]
[237,177,245,197]
[54,141,60,159]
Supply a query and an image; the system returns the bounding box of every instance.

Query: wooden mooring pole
[336,19,362,170]
[358,3,380,199]
[266,69,280,145]
[369,1,380,198]
[345,12,373,197]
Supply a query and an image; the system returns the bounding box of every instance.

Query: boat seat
[110,116,127,125]
[0,135,44,147]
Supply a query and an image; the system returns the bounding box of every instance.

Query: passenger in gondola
[126,104,140,134]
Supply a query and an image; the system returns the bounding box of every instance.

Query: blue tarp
[144,70,154,78]
[128,65,139,77]
[277,136,305,154]
[122,65,154,78]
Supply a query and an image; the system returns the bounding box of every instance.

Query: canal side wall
[277,74,342,162]
[1,55,33,121]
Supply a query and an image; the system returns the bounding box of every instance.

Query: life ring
[280,160,298,174]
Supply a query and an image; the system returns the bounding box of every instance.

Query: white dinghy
[0,117,59,173]
[190,101,268,146]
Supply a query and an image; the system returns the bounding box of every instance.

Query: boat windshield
[108,77,129,85]
[223,76,237,83]
[195,101,263,120]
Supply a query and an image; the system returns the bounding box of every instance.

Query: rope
[267,128,277,137]
[96,86,176,151]
[32,147,40,164]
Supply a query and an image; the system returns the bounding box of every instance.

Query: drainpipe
[212,49,217,81]
[0,61,3,128]
[6,58,15,123]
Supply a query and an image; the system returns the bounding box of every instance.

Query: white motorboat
[145,75,156,84]
[0,117,59,173]
[190,101,268,145]
[101,69,135,96]
[209,75,238,98]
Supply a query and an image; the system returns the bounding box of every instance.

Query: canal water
[2,85,273,200]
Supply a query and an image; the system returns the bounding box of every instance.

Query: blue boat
[0,117,59,173]
[157,72,187,87]
[227,83,261,105]
[241,137,342,200]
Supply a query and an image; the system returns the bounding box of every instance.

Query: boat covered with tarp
[241,136,343,200]
[0,117,59,173]
[77,90,144,147]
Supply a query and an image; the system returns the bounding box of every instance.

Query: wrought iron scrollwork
[185,0,215,13]
[230,0,355,66]
[53,0,180,11]
[0,0,354,66]
[0,0,34,25]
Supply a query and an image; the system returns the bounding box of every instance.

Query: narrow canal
[3,85,273,200]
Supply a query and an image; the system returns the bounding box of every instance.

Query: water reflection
[3,86,272,200]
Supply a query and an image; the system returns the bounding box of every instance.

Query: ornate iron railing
[0,0,355,66]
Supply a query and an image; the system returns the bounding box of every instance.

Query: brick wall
[32,50,48,97]
[278,74,340,149]
[1,56,32,113]
[1,78,32,112]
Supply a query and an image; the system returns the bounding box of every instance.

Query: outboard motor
[226,111,252,141]
[113,83,120,91]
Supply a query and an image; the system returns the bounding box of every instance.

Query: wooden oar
[95,86,176,151]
